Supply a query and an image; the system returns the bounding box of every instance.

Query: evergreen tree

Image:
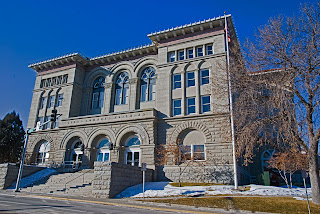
[0,111,25,163]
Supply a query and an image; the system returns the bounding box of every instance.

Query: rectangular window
[48,96,55,108]
[99,92,104,108]
[186,72,195,87]
[201,96,211,113]
[150,84,156,101]
[173,99,182,116]
[180,145,191,161]
[97,153,103,162]
[44,116,51,129]
[40,97,46,109]
[104,153,110,162]
[168,52,175,62]
[123,86,129,104]
[187,97,196,115]
[196,46,203,57]
[193,145,205,160]
[115,89,122,105]
[54,116,59,129]
[141,84,148,102]
[200,69,209,85]
[187,48,193,59]
[178,50,184,60]
[173,74,181,89]
[92,92,99,108]
[206,44,213,55]
[57,94,63,107]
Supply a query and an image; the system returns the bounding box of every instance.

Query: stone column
[195,69,200,114]
[102,83,113,114]
[129,78,138,111]
[181,72,186,115]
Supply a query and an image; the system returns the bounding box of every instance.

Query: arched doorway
[37,141,50,165]
[70,140,84,166]
[125,135,141,166]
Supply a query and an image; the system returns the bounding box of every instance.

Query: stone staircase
[21,169,94,196]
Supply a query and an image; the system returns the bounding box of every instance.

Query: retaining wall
[92,162,153,198]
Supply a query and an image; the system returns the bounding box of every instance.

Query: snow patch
[115,182,312,198]
[8,168,57,189]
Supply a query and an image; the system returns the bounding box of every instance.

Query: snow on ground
[8,168,57,189]
[115,182,312,198]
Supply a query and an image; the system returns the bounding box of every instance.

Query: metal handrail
[64,169,94,193]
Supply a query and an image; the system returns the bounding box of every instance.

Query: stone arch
[84,67,110,87]
[31,135,53,154]
[197,60,212,70]
[110,62,134,80]
[170,65,179,74]
[87,128,116,149]
[115,124,150,147]
[134,56,158,77]
[184,62,197,72]
[170,120,212,144]
[59,129,88,149]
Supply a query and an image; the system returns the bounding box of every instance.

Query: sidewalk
[0,190,272,214]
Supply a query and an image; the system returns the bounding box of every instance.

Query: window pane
[134,152,139,166]
[173,74,181,89]
[97,153,103,162]
[99,91,104,108]
[57,94,63,107]
[206,45,213,55]
[115,89,122,105]
[126,136,141,146]
[197,47,203,57]
[173,99,181,116]
[194,145,204,152]
[187,98,196,114]
[127,152,133,165]
[201,96,211,113]
[201,69,209,85]
[92,93,99,108]
[104,153,110,161]
[141,84,148,102]
[123,87,128,104]
[187,72,195,87]
[179,51,184,60]
[169,52,175,62]
[188,49,193,58]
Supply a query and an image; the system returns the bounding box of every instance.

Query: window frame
[186,97,196,115]
[115,73,129,105]
[168,52,175,62]
[179,144,206,162]
[48,95,55,108]
[57,94,63,107]
[206,44,213,55]
[173,99,182,116]
[196,46,203,57]
[173,74,182,89]
[186,71,195,87]
[178,50,184,61]
[200,69,210,85]
[201,95,211,113]
[140,67,156,102]
[40,97,46,109]
[187,48,194,59]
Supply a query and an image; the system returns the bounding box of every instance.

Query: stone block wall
[92,162,153,198]
[0,163,45,189]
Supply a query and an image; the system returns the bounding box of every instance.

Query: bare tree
[231,2,320,204]
[268,148,308,188]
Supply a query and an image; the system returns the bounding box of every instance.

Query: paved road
[0,193,188,214]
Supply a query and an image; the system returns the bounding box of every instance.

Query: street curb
[19,194,219,214]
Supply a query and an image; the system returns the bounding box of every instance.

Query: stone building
[26,14,238,183]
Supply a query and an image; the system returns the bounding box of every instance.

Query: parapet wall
[92,162,153,198]
[0,163,45,189]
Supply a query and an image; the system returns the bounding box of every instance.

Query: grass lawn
[146,196,319,214]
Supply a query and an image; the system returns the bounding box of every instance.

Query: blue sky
[0,0,314,127]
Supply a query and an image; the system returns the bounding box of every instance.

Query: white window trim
[186,97,196,115]
[180,144,206,162]
[186,71,195,87]
[201,95,211,113]
[173,74,182,89]
[200,69,210,85]
[173,99,182,116]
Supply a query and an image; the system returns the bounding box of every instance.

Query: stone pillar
[102,83,113,114]
[195,69,200,114]
[129,78,138,111]
[181,72,186,115]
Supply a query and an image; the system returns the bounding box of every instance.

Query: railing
[62,161,82,169]
[64,169,94,193]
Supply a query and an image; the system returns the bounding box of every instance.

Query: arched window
[262,150,275,171]
[96,138,111,162]
[91,77,105,109]
[115,72,129,105]
[141,67,156,102]
[125,135,141,166]
[37,141,50,165]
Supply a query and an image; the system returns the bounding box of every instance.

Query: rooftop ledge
[59,108,157,128]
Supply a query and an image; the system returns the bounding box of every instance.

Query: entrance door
[126,150,140,166]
